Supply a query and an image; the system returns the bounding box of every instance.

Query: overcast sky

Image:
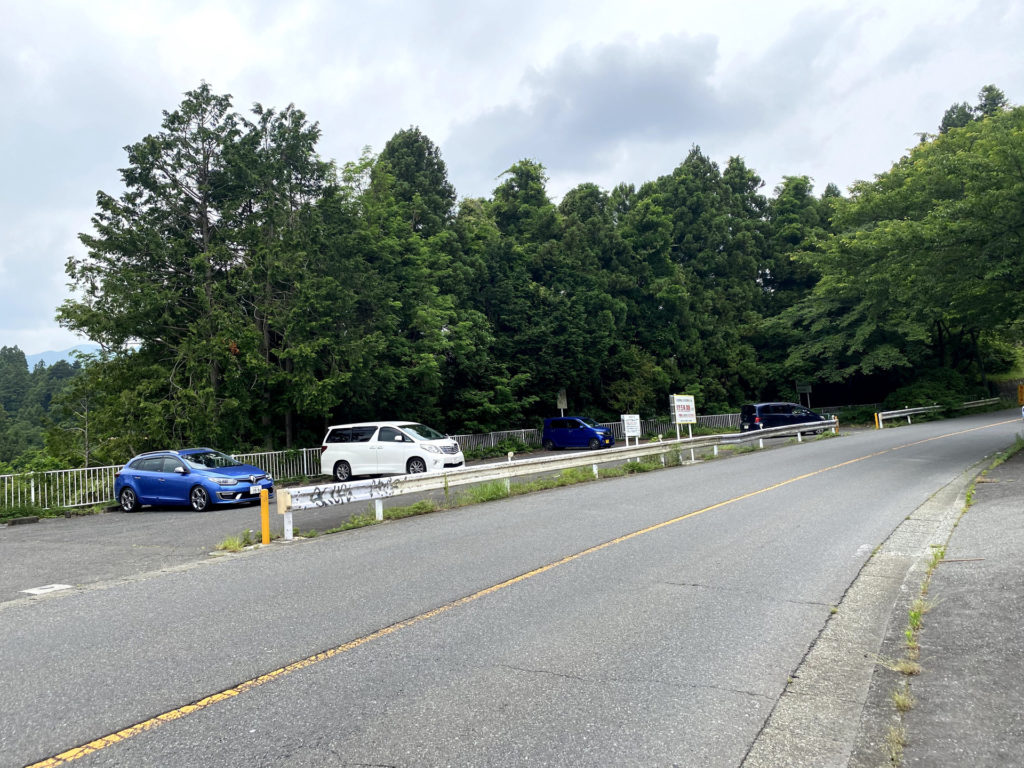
[3,0,1022,355]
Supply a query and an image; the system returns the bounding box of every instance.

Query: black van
[740,402,826,432]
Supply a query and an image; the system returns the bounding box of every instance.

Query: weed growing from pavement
[891,682,915,713]
[885,724,906,765]
[216,535,245,552]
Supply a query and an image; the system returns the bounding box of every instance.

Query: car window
[378,426,408,442]
[136,457,163,472]
[351,426,377,442]
[161,457,186,473]
[400,423,444,440]
[183,450,240,469]
[326,428,352,443]
[577,417,600,428]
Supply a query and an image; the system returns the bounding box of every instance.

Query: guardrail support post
[375,499,383,521]
[592,464,598,478]
[276,489,293,541]
[797,432,803,443]
[758,437,764,449]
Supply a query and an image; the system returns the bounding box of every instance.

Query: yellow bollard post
[260,489,270,545]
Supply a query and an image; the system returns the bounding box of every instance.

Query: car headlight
[423,445,441,454]
[213,478,239,486]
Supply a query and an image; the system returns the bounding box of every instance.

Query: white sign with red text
[670,394,696,425]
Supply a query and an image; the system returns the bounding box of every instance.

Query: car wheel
[119,487,139,513]
[407,457,427,474]
[543,439,555,451]
[190,486,211,512]
[333,461,352,482]
[588,438,600,450]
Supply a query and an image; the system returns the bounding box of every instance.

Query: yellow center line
[27,418,1016,767]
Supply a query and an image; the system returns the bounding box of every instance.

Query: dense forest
[2,84,1020,470]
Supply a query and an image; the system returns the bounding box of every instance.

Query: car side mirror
[174,466,187,474]
[394,435,404,442]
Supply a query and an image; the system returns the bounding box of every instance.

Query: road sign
[621,414,641,437]
[670,394,696,425]
[796,382,812,394]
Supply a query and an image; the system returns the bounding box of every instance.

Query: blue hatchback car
[542,417,615,450]
[114,448,274,512]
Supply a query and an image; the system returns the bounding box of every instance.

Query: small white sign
[621,414,641,437]
[670,394,697,425]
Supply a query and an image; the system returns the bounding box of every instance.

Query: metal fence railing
[1,465,122,512]
[231,448,321,483]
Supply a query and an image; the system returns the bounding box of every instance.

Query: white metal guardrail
[2,419,741,511]
[875,398,1002,428]
[273,419,838,539]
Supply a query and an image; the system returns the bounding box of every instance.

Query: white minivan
[320,421,465,482]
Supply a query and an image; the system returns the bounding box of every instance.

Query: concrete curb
[742,464,978,767]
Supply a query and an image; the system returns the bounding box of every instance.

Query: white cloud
[1,0,1023,353]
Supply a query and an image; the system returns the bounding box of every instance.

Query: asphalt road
[1,411,1020,767]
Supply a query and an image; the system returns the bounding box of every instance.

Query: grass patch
[0,502,95,521]
[885,724,906,765]
[891,683,915,713]
[385,499,441,520]
[457,480,511,505]
[215,529,256,552]
[878,656,922,676]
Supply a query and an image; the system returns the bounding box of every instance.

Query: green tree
[784,104,1024,395]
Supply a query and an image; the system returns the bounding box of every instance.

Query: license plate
[249,485,261,495]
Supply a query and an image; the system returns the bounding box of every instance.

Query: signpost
[670,394,697,460]
[796,382,812,409]
[621,414,641,447]
[557,389,567,416]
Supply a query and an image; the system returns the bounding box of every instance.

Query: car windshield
[577,417,600,428]
[399,423,445,441]
[182,450,242,470]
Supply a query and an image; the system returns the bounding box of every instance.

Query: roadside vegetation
[0,85,1018,479]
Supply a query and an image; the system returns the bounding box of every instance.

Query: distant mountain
[25,344,101,368]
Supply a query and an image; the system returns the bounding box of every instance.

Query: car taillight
[754,417,761,424]
[320,445,328,454]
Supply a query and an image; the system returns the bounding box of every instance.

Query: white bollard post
[797,432,803,443]
[713,444,719,457]
[283,511,294,541]
[592,463,599,478]
[759,437,764,449]
[375,499,383,521]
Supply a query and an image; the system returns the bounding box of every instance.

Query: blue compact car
[542,417,615,450]
[114,448,274,512]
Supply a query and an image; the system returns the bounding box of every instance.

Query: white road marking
[21,584,73,595]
